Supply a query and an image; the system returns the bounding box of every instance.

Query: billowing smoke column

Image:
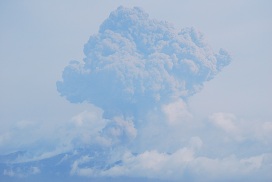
[57,6,230,119]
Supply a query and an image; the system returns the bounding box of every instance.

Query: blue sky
[0,1,272,181]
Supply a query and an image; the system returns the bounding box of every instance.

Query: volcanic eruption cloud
[57,6,231,179]
[57,6,230,116]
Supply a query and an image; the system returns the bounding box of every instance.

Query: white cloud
[209,112,238,133]
[162,99,192,126]
[69,146,272,181]
[209,112,272,146]
[70,155,94,177]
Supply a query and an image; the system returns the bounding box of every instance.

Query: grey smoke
[57,6,230,119]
